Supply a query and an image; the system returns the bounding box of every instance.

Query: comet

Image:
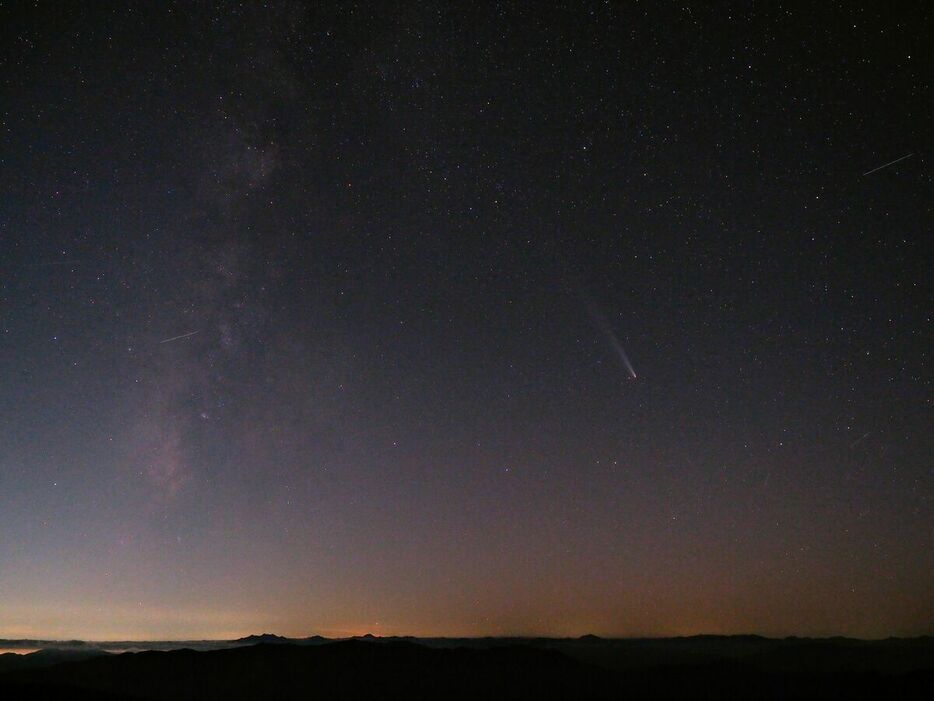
[582,296,638,380]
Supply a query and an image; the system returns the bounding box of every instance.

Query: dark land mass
[1,635,931,700]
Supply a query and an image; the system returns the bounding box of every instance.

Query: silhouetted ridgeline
[0,635,931,700]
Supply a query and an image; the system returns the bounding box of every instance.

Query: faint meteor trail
[159,331,199,344]
[581,296,638,379]
[862,153,913,176]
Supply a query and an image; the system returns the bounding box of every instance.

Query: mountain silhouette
[0,636,931,700]
[233,633,290,645]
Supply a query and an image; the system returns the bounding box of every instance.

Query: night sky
[1,2,931,641]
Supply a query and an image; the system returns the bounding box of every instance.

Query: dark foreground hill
[1,637,932,700]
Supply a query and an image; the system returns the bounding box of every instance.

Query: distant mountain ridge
[233,633,290,645]
[1,637,932,700]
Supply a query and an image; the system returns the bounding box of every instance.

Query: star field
[0,2,930,639]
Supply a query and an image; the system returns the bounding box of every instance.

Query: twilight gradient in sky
[0,2,931,640]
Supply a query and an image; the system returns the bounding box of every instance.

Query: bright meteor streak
[862,153,913,176]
